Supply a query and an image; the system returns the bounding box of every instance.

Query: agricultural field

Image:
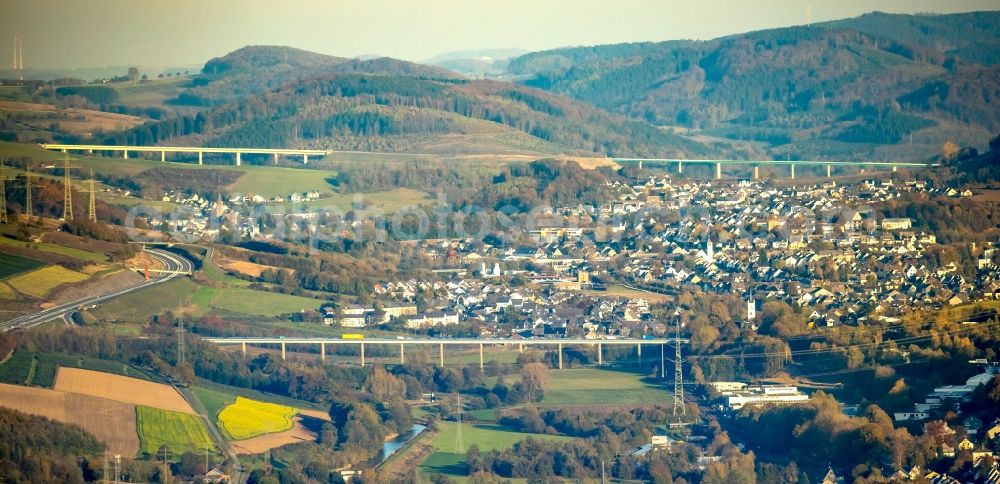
[218,258,284,278]
[5,265,90,298]
[0,234,108,262]
[54,367,195,414]
[444,349,520,365]
[226,164,338,197]
[538,368,669,407]
[0,100,144,135]
[112,77,191,107]
[0,350,35,385]
[210,287,322,317]
[229,419,319,455]
[191,385,235,421]
[0,282,17,299]
[91,277,201,320]
[419,421,574,479]
[0,383,140,456]
[218,396,298,440]
[267,187,430,214]
[0,252,45,279]
[192,381,327,419]
[136,405,214,455]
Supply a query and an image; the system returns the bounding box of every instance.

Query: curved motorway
[1,248,193,332]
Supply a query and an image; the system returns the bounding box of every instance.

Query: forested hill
[823,11,1000,65]
[107,73,709,157]
[505,11,1000,161]
[176,45,463,107]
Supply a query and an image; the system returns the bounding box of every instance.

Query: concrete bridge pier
[754,165,760,180]
[790,164,796,180]
[320,342,325,361]
[715,162,722,180]
[123,150,128,159]
[241,342,246,356]
[678,161,683,174]
[660,344,666,379]
[827,164,831,177]
[273,153,279,165]
[235,152,242,166]
[439,343,444,367]
[198,152,203,165]
[892,165,897,172]
[597,343,603,366]
[303,154,309,164]
[400,343,405,364]
[558,343,563,369]
[637,343,642,358]
[61,148,67,153]
[360,343,365,367]
[479,343,484,371]
[638,160,642,170]
[281,342,286,360]
[161,150,166,162]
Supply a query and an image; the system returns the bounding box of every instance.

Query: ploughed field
[54,367,196,414]
[0,383,140,456]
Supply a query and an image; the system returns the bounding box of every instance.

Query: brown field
[972,189,1000,202]
[297,409,332,421]
[229,416,318,455]
[0,383,140,456]
[0,100,144,134]
[563,156,619,170]
[219,258,287,278]
[54,367,196,414]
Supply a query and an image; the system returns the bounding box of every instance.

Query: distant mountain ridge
[108,55,709,158]
[178,45,463,107]
[505,11,1000,160]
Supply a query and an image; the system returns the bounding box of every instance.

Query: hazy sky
[1,0,997,69]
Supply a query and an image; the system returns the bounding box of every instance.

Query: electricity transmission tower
[176,322,186,365]
[88,169,97,222]
[24,165,34,218]
[0,159,8,224]
[61,155,76,221]
[673,313,686,416]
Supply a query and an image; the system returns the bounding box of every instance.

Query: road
[177,385,245,484]
[0,248,193,332]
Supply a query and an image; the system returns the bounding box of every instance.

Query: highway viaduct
[612,158,938,180]
[38,144,937,179]
[39,143,330,166]
[205,337,688,375]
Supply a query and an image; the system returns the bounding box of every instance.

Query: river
[376,423,427,465]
